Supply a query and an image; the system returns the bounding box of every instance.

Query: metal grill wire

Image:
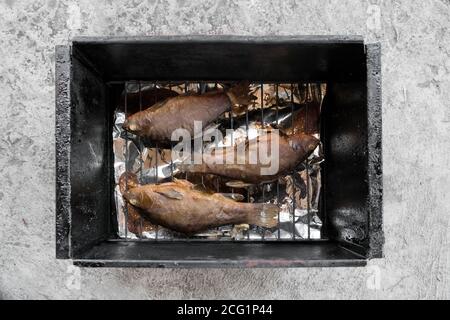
[121,81,323,241]
[124,83,128,241]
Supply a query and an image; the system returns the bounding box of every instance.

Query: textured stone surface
[0,0,449,299]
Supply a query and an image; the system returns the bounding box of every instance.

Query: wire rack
[113,81,326,242]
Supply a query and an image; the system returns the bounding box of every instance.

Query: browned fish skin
[175,172,235,194]
[123,179,278,234]
[119,172,140,191]
[122,83,254,142]
[284,100,321,135]
[118,87,179,115]
[125,202,157,236]
[179,132,319,184]
[119,172,157,235]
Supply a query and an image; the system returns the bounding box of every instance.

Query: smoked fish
[178,131,319,184]
[122,82,255,142]
[123,179,279,234]
[119,172,157,235]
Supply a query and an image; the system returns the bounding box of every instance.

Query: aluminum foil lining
[113,82,325,240]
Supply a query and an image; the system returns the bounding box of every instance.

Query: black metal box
[55,36,383,267]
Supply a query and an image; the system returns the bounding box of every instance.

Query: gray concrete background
[0,0,448,299]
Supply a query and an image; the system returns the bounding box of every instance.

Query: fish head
[289,133,320,154]
[123,187,153,208]
[122,115,146,135]
[118,172,140,193]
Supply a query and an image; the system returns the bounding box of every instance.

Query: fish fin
[146,99,168,112]
[155,188,184,200]
[173,178,194,189]
[247,203,279,228]
[226,81,257,106]
[225,180,253,189]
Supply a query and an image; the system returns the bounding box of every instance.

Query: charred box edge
[55,36,383,268]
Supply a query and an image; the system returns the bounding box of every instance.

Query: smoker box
[55,36,383,268]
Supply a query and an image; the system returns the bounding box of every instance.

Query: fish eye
[128,123,138,131]
[123,120,139,132]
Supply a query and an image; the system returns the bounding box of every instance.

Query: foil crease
[113,82,324,240]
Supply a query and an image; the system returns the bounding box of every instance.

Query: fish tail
[226,81,256,106]
[246,203,279,228]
